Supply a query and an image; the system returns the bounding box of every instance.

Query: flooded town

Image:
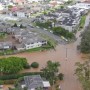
[0,0,90,90]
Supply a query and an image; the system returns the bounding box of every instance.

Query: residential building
[20,75,50,90]
[0,41,12,50]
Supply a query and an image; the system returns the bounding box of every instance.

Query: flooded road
[2,14,90,90]
[6,30,83,90]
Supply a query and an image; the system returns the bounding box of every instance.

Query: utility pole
[65,47,67,60]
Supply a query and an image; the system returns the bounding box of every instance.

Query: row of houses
[0,26,47,50]
[34,3,90,32]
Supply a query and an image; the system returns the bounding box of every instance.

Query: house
[15,43,25,51]
[0,41,12,50]
[20,75,50,90]
[23,36,47,50]
[11,28,47,50]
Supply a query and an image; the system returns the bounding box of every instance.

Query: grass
[0,49,15,55]
[0,32,7,39]
[79,15,86,28]
[41,34,57,47]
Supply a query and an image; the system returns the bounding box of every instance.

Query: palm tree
[41,61,60,85]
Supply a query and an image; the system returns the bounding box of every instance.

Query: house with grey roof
[20,75,50,90]
[11,28,47,50]
[0,41,12,50]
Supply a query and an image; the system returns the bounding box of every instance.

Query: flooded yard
[1,12,90,90]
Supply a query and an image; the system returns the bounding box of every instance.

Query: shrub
[58,73,64,80]
[24,64,31,69]
[0,72,42,80]
[0,80,4,85]
[31,62,39,68]
[0,57,29,74]
[3,80,16,84]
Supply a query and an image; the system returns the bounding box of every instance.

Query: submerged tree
[41,60,60,85]
[75,60,90,90]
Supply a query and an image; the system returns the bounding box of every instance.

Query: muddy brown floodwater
[3,30,84,90]
[2,13,90,90]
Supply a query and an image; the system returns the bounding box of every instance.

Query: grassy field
[79,15,86,28]
[0,32,7,39]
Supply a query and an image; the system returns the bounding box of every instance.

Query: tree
[20,24,23,28]
[13,23,17,27]
[60,6,64,9]
[75,60,90,90]
[35,87,43,90]
[0,57,29,74]
[31,62,39,68]
[41,61,60,85]
[8,5,13,8]
[79,25,90,53]
[52,26,74,39]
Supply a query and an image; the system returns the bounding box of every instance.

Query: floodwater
[4,30,84,90]
[2,13,90,90]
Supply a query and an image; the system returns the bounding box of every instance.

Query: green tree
[60,6,64,9]
[0,57,28,74]
[8,5,13,8]
[35,87,43,90]
[31,62,39,68]
[75,60,90,90]
[20,24,23,28]
[79,25,90,53]
[53,26,74,39]
[41,61,60,85]
[13,23,17,27]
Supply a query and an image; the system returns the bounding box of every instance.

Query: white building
[24,37,47,50]
[27,0,43,3]
[68,3,90,9]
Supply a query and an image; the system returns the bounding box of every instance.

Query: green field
[79,15,86,28]
[0,32,7,39]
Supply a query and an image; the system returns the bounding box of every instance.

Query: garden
[0,57,64,90]
[0,32,7,39]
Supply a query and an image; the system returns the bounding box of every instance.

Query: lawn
[0,49,14,55]
[0,32,7,39]
[79,15,86,28]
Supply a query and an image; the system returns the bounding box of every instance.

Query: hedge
[0,72,43,80]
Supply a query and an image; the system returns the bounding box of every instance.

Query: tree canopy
[53,27,74,39]
[0,57,28,74]
[41,60,60,85]
[75,60,90,90]
[79,25,90,53]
